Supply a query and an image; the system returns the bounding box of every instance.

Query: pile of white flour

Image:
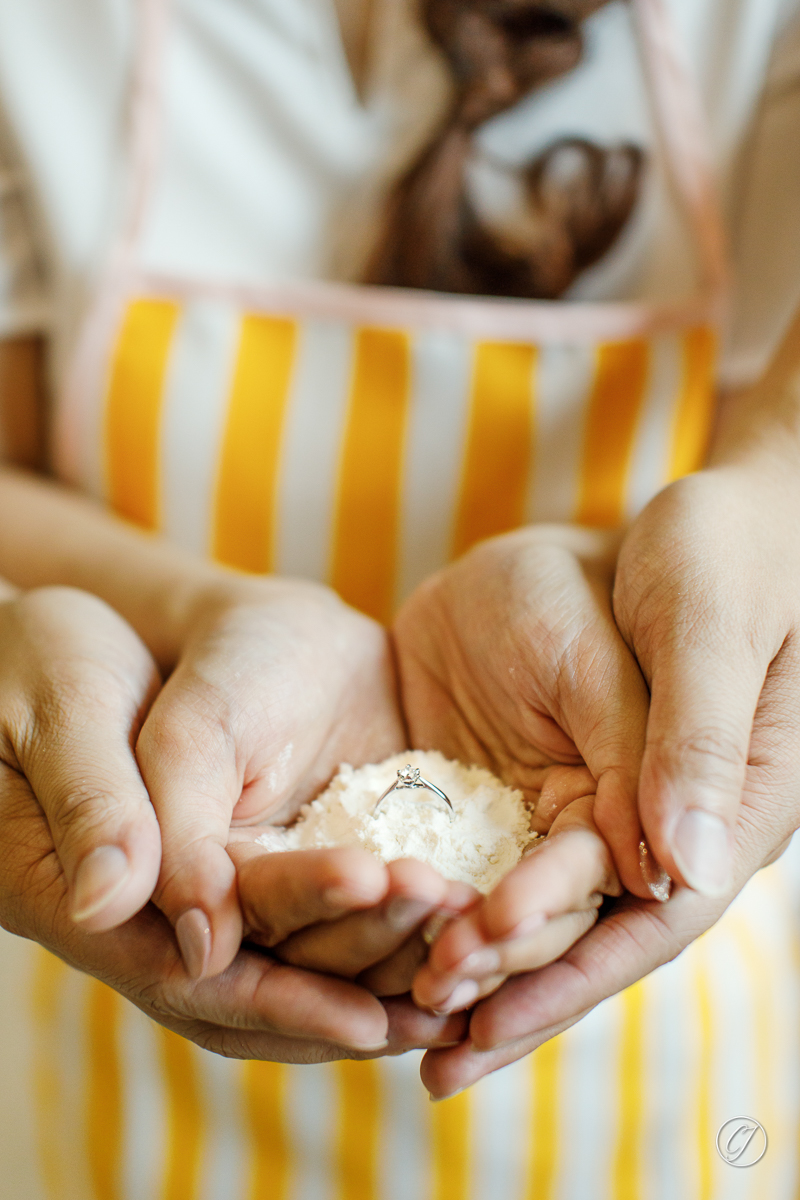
[259,751,537,893]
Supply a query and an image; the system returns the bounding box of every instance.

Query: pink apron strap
[116,0,171,264]
[635,0,728,302]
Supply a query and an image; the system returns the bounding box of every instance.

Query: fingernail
[639,839,672,903]
[671,809,733,897]
[71,846,130,923]
[175,909,212,979]
[457,947,501,978]
[503,912,547,941]
[429,1085,469,1102]
[384,896,433,933]
[349,1038,389,1052]
[434,979,480,1015]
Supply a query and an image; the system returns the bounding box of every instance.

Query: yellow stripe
[105,297,179,528]
[452,341,536,559]
[526,1035,561,1200]
[575,339,649,527]
[694,964,714,1200]
[32,949,69,1200]
[159,1027,204,1200]
[612,980,646,1200]
[330,328,411,623]
[731,919,774,1194]
[213,314,297,572]
[86,980,124,1200]
[668,327,717,481]
[431,1087,471,1200]
[335,1059,381,1200]
[243,1061,290,1200]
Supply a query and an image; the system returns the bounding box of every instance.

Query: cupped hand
[393,526,655,898]
[231,843,478,998]
[422,445,800,1097]
[0,584,462,1060]
[135,576,406,979]
[2,770,465,1059]
[411,788,621,1016]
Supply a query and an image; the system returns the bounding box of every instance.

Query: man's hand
[420,430,800,1097]
[612,466,800,897]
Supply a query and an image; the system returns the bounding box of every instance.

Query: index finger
[468,886,721,1053]
[420,797,618,982]
[229,844,390,945]
[419,890,720,1097]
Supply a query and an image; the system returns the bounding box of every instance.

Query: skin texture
[414,316,800,1096]
[393,524,652,896]
[0,582,470,1059]
[3,294,800,1099]
[134,575,407,976]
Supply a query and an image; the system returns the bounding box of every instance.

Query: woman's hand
[135,576,406,978]
[411,788,621,1016]
[232,844,478,999]
[393,525,656,898]
[420,361,800,1097]
[0,584,462,1060]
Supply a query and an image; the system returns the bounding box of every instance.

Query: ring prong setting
[373,764,454,819]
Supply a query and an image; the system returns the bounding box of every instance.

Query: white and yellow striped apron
[2,0,798,1196]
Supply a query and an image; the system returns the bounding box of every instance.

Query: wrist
[488,523,625,574]
[710,325,800,490]
[165,571,354,668]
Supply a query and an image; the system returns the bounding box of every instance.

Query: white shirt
[1,0,800,385]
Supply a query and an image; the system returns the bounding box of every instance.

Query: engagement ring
[373,764,454,819]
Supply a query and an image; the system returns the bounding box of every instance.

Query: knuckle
[137,988,188,1026]
[47,782,126,837]
[1,851,68,941]
[24,672,136,755]
[649,725,747,781]
[137,685,233,772]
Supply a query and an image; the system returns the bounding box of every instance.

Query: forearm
[0,466,256,668]
[709,305,800,478]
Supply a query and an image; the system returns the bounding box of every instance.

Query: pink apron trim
[634,0,727,298]
[106,267,718,341]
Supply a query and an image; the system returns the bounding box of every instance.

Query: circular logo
[716,1118,768,1167]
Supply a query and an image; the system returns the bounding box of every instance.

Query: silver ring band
[373,764,454,819]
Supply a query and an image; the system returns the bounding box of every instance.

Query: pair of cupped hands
[2,457,800,1099]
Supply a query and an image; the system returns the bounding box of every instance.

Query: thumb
[637,638,766,898]
[135,677,246,980]
[559,619,653,900]
[14,676,162,935]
